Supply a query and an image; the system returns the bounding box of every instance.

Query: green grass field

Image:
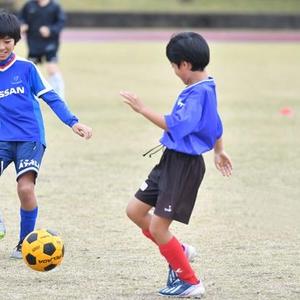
[0,37,299,299]
[14,0,300,13]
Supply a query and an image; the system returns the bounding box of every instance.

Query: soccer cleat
[167,265,178,287]
[166,244,198,287]
[0,212,6,240]
[159,278,205,298]
[10,240,23,259]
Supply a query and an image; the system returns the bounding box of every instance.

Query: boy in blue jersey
[120,32,232,298]
[0,11,92,258]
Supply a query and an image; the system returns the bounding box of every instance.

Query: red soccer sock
[142,229,157,244]
[159,236,199,285]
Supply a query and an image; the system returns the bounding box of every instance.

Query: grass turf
[0,38,299,299]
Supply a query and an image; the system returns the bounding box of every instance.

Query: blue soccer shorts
[0,141,45,181]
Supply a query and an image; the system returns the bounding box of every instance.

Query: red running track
[62,29,300,42]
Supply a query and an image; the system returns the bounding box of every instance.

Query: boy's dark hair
[166,32,210,71]
[0,10,21,44]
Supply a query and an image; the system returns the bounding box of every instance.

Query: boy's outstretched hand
[120,91,145,113]
[72,123,92,140]
[120,91,167,130]
[214,151,232,177]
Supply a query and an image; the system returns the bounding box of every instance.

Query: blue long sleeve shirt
[0,53,78,146]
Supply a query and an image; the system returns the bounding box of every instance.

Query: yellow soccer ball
[21,229,64,272]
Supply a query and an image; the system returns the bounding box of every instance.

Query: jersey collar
[184,76,215,91]
[0,53,17,72]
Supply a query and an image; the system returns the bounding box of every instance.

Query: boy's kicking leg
[127,198,196,257]
[11,171,38,259]
[126,197,204,298]
[127,198,196,253]
[150,214,204,298]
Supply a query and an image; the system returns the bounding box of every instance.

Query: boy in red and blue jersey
[0,11,92,258]
[120,32,232,298]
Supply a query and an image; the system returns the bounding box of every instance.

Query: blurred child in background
[19,0,66,99]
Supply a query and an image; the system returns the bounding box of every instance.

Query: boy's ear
[181,61,192,70]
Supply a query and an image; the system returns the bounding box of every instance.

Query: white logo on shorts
[164,205,172,212]
[140,181,148,191]
[18,159,40,169]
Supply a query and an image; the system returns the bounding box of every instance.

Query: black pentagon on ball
[43,242,56,256]
[26,233,38,243]
[44,264,57,271]
[26,253,36,265]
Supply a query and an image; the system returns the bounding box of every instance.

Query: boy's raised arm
[120,91,167,130]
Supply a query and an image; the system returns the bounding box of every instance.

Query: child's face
[0,36,15,61]
[171,62,190,85]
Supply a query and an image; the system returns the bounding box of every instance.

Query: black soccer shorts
[135,149,205,224]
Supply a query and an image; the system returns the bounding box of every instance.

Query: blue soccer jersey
[0,53,78,146]
[160,77,223,155]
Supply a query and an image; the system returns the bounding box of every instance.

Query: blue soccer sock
[20,207,38,242]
